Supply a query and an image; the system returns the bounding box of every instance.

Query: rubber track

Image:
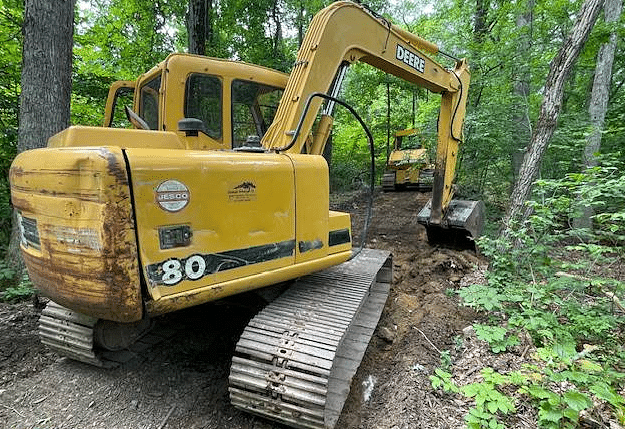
[39,301,175,368]
[229,248,392,429]
[382,172,396,191]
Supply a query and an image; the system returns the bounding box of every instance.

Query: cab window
[139,75,161,130]
[185,74,222,139]
[231,80,283,148]
[107,86,134,128]
[397,133,423,150]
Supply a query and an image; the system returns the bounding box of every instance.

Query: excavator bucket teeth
[417,199,485,250]
[229,249,392,429]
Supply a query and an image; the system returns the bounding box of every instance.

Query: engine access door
[124,148,296,302]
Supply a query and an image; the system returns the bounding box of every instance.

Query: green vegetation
[0,259,35,303]
[432,170,625,427]
[0,279,35,303]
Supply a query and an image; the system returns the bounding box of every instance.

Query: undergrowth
[0,260,34,303]
[431,166,625,428]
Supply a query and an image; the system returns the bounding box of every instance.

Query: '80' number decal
[161,255,206,285]
[146,240,296,287]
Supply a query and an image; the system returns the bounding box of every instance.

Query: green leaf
[435,368,452,378]
[563,391,592,412]
[527,385,554,400]
[578,359,602,373]
[487,400,499,414]
[429,375,442,389]
[553,342,577,360]
[590,382,625,406]
[509,371,528,385]
[461,383,481,398]
[562,407,580,422]
[488,418,501,429]
[539,404,564,423]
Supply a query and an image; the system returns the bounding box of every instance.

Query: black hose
[450,69,463,142]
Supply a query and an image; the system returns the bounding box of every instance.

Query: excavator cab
[102,54,288,150]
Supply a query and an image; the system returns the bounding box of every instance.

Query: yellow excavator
[382,128,435,191]
[9,2,483,428]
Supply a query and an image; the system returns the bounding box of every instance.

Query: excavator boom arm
[261,1,469,217]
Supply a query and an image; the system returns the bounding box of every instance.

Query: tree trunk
[8,0,75,269]
[18,0,74,153]
[386,78,391,163]
[511,1,534,181]
[188,0,213,55]
[500,0,605,240]
[470,0,490,109]
[473,0,489,43]
[297,1,305,47]
[272,0,283,56]
[575,0,622,229]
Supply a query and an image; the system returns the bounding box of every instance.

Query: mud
[0,190,484,429]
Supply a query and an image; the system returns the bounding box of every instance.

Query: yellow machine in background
[382,128,435,191]
[10,2,483,428]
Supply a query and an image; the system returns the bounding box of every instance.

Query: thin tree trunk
[473,0,489,43]
[386,78,391,163]
[575,0,622,229]
[272,0,283,56]
[500,0,605,240]
[8,0,75,269]
[470,0,490,109]
[297,1,305,47]
[188,0,212,55]
[511,1,534,181]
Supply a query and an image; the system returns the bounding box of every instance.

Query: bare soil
[0,190,487,429]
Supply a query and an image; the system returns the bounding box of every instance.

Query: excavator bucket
[417,199,485,250]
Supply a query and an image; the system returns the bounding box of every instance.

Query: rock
[462,325,475,338]
[410,363,426,373]
[378,327,395,343]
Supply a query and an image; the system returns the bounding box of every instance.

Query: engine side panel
[124,149,351,315]
[126,149,297,301]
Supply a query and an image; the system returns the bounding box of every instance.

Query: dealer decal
[146,240,296,286]
[396,44,425,74]
[155,180,190,212]
[228,181,257,202]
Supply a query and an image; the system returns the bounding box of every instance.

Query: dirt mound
[0,189,484,429]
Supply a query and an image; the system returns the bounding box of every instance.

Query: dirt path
[0,190,483,429]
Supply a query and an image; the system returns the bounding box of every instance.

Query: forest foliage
[1,0,623,219]
[1,0,624,426]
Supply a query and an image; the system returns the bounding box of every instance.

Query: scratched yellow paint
[10,146,143,322]
[11,139,352,320]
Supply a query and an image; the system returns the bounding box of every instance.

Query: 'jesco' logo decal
[155,180,190,212]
